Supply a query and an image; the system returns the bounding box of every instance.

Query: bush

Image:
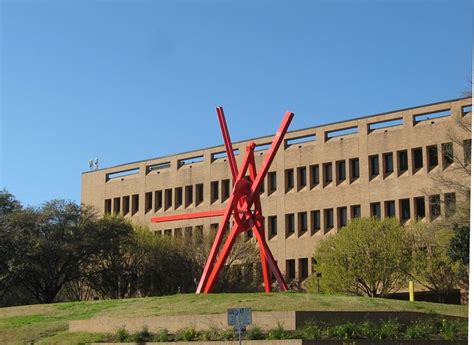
[221,328,234,340]
[129,325,151,342]
[267,323,292,340]
[404,319,437,340]
[114,326,130,342]
[299,320,322,339]
[155,328,169,342]
[182,327,197,341]
[377,319,400,339]
[440,319,468,341]
[326,322,362,339]
[245,326,264,340]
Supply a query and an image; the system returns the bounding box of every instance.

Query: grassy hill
[0,292,468,344]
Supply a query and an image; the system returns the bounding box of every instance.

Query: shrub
[182,326,197,341]
[267,323,292,340]
[130,325,151,342]
[114,326,130,342]
[221,328,235,340]
[377,319,400,339]
[440,319,468,341]
[155,328,169,342]
[299,321,322,339]
[245,326,265,340]
[404,319,437,340]
[326,322,363,339]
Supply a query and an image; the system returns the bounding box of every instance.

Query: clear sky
[0,1,472,207]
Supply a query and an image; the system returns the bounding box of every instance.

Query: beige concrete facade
[81,98,472,283]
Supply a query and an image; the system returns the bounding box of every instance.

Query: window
[370,202,381,219]
[412,147,423,172]
[106,167,140,181]
[165,189,172,210]
[113,197,121,215]
[259,180,265,195]
[297,167,307,190]
[195,184,204,206]
[398,150,408,174]
[464,139,471,165]
[324,208,334,231]
[350,158,360,180]
[310,210,320,234]
[178,155,204,167]
[164,229,172,236]
[174,187,183,209]
[323,162,333,186]
[147,161,170,174]
[400,198,410,222]
[267,171,277,194]
[383,152,394,175]
[299,258,309,280]
[385,200,396,218]
[154,191,163,211]
[185,185,193,207]
[131,194,139,215]
[337,207,347,228]
[336,160,346,183]
[174,228,182,238]
[425,145,438,170]
[325,126,358,140]
[285,213,295,237]
[210,223,219,237]
[369,155,379,177]
[351,205,361,219]
[462,104,472,116]
[285,169,294,192]
[104,199,112,214]
[310,164,319,188]
[145,192,152,213]
[429,195,441,220]
[445,193,456,217]
[222,179,230,201]
[414,196,425,219]
[286,134,316,147]
[210,181,219,203]
[442,142,454,168]
[268,216,277,238]
[122,195,130,215]
[298,212,307,235]
[286,259,296,280]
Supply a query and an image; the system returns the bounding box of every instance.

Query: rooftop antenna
[89,158,99,171]
[94,158,99,171]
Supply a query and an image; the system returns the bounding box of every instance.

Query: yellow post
[409,281,414,302]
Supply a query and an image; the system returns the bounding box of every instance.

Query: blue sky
[0,1,472,207]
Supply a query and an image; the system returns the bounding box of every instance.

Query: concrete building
[81,97,472,283]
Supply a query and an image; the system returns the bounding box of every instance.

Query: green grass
[0,293,468,344]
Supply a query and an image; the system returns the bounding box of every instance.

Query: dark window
[324,208,334,231]
[350,158,360,180]
[298,212,308,235]
[123,195,130,215]
[164,229,172,236]
[299,258,309,280]
[338,207,347,228]
[259,180,265,195]
[412,147,423,171]
[185,185,193,207]
[297,166,307,189]
[268,171,277,194]
[370,202,381,219]
[323,163,333,185]
[154,190,163,211]
[174,228,182,238]
[210,223,219,237]
[351,205,361,219]
[113,197,121,215]
[336,160,346,182]
[383,153,394,174]
[311,210,320,233]
[398,150,408,173]
[369,155,379,177]
[415,196,425,219]
[400,199,410,221]
[174,187,183,209]
[131,194,139,215]
[385,200,396,218]
[165,189,172,210]
[285,169,294,192]
[222,179,230,201]
[145,192,152,213]
[445,193,456,217]
[286,259,296,280]
[196,184,204,206]
[310,164,319,187]
[427,145,438,168]
[268,216,277,237]
[442,142,454,168]
[104,199,112,215]
[286,213,295,237]
[464,139,471,165]
[429,195,441,219]
[210,181,219,203]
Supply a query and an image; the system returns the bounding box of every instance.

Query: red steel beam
[151,209,225,223]
[216,106,238,183]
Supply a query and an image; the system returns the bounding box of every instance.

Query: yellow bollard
[409,281,414,302]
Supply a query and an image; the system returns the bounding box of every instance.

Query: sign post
[228,308,252,345]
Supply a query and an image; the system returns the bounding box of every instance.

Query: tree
[310,218,411,297]
[0,189,21,216]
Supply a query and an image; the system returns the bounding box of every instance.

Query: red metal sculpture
[151,107,293,294]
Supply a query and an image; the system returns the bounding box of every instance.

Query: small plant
[245,326,265,340]
[130,325,151,342]
[404,318,437,340]
[221,328,234,340]
[155,328,169,342]
[326,322,362,340]
[200,329,212,341]
[267,323,292,340]
[299,320,322,339]
[440,319,468,341]
[114,326,130,342]
[377,318,400,339]
[182,326,197,341]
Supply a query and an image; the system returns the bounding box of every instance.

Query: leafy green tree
[310,218,411,297]
[448,224,469,266]
[0,189,21,216]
